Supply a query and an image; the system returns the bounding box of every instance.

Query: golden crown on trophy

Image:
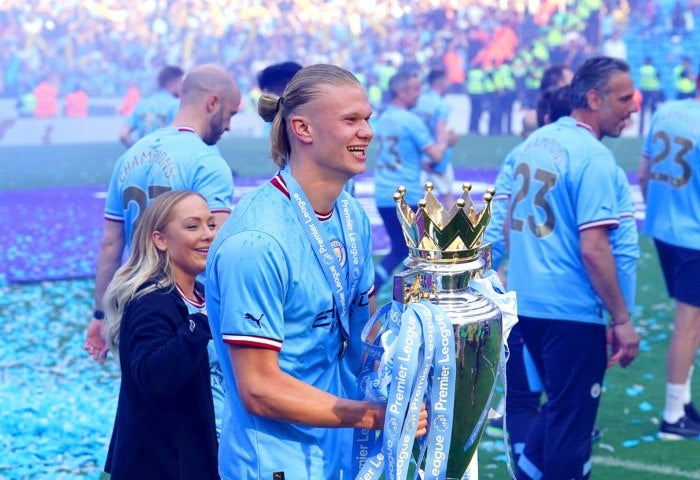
[393,182,494,261]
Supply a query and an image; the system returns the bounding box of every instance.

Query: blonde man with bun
[207,64,427,479]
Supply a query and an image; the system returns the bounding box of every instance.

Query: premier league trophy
[358,183,503,479]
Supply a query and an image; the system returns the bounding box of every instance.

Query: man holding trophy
[206,64,427,479]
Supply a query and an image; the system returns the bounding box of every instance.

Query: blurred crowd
[3,0,700,125]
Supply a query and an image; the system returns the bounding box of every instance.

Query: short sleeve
[191,154,234,214]
[210,230,288,350]
[571,152,620,230]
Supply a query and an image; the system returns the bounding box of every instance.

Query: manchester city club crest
[330,239,346,267]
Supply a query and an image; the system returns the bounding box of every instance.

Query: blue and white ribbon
[353,300,456,480]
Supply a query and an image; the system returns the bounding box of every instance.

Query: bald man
[85,64,241,364]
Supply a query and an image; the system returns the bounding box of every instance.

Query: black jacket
[105,280,219,479]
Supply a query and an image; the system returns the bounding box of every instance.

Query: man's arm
[579,226,640,368]
[229,345,386,429]
[118,123,135,148]
[638,154,651,201]
[84,219,125,364]
[423,128,457,166]
[369,295,377,317]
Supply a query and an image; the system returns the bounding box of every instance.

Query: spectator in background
[493,60,518,135]
[671,0,689,38]
[373,70,457,291]
[673,56,696,99]
[33,78,58,118]
[638,56,663,135]
[443,37,466,93]
[16,87,36,118]
[119,65,184,148]
[102,190,219,480]
[467,64,487,134]
[64,85,89,117]
[413,67,457,205]
[639,72,700,440]
[523,57,545,108]
[602,30,628,61]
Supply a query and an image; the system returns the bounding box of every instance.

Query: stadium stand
[1,0,699,132]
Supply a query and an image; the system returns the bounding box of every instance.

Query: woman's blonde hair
[103,190,205,352]
[257,64,362,168]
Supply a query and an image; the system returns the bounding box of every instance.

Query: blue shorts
[654,239,700,307]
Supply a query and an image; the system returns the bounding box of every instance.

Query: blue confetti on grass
[0,280,120,479]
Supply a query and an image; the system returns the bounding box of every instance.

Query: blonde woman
[103,190,218,480]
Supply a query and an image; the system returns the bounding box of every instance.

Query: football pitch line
[592,456,700,479]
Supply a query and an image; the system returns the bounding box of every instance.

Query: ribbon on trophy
[469,269,518,480]
[353,299,457,480]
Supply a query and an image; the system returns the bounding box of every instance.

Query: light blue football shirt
[642,98,700,249]
[105,127,233,249]
[126,90,180,141]
[373,104,435,207]
[483,142,523,269]
[412,89,453,173]
[507,116,621,324]
[206,173,374,479]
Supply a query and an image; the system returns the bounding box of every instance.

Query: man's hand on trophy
[606,320,640,368]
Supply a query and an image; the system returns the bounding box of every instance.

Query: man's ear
[586,89,602,111]
[152,231,168,252]
[289,114,313,144]
[206,94,220,113]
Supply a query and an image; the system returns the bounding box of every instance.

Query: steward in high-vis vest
[674,57,696,100]
[482,67,499,135]
[467,67,486,134]
[638,57,663,135]
[524,58,544,108]
[493,62,517,135]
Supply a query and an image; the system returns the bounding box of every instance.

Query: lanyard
[279,168,362,349]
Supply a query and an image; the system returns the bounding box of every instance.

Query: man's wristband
[609,318,630,327]
[93,309,105,320]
